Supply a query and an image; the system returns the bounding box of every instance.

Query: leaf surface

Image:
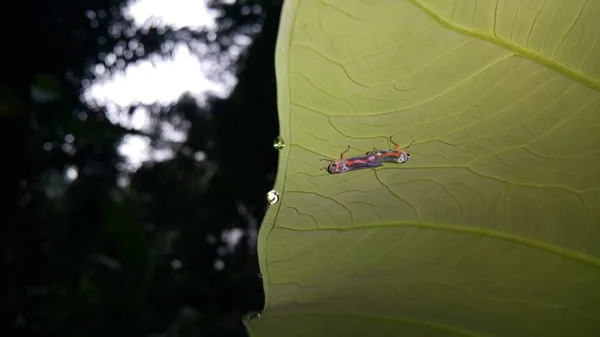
[250,0,600,336]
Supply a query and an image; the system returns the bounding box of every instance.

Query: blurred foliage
[1,0,282,336]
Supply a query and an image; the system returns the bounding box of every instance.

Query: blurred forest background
[2,0,281,336]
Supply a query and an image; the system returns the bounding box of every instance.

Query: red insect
[322,146,383,174]
[367,137,414,164]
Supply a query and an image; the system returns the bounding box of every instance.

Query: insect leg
[389,136,415,151]
[340,145,350,160]
[389,136,400,150]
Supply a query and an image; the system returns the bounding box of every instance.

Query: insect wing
[345,154,383,170]
[366,149,397,162]
[367,137,414,164]
[365,150,383,157]
[379,150,411,163]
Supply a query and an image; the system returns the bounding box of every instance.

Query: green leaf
[251,0,600,336]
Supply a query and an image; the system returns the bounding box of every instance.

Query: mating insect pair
[322,137,413,174]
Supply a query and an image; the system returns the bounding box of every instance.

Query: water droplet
[273,136,285,151]
[244,311,262,321]
[258,273,263,278]
[266,190,279,205]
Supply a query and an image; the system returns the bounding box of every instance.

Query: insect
[367,137,414,163]
[322,146,383,174]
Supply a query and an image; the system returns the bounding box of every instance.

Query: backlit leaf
[250,0,600,336]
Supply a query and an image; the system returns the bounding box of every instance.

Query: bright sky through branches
[125,0,219,30]
[84,0,236,170]
[83,0,246,250]
[87,0,230,109]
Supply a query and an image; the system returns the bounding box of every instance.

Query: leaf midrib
[410,0,600,92]
[275,221,600,269]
